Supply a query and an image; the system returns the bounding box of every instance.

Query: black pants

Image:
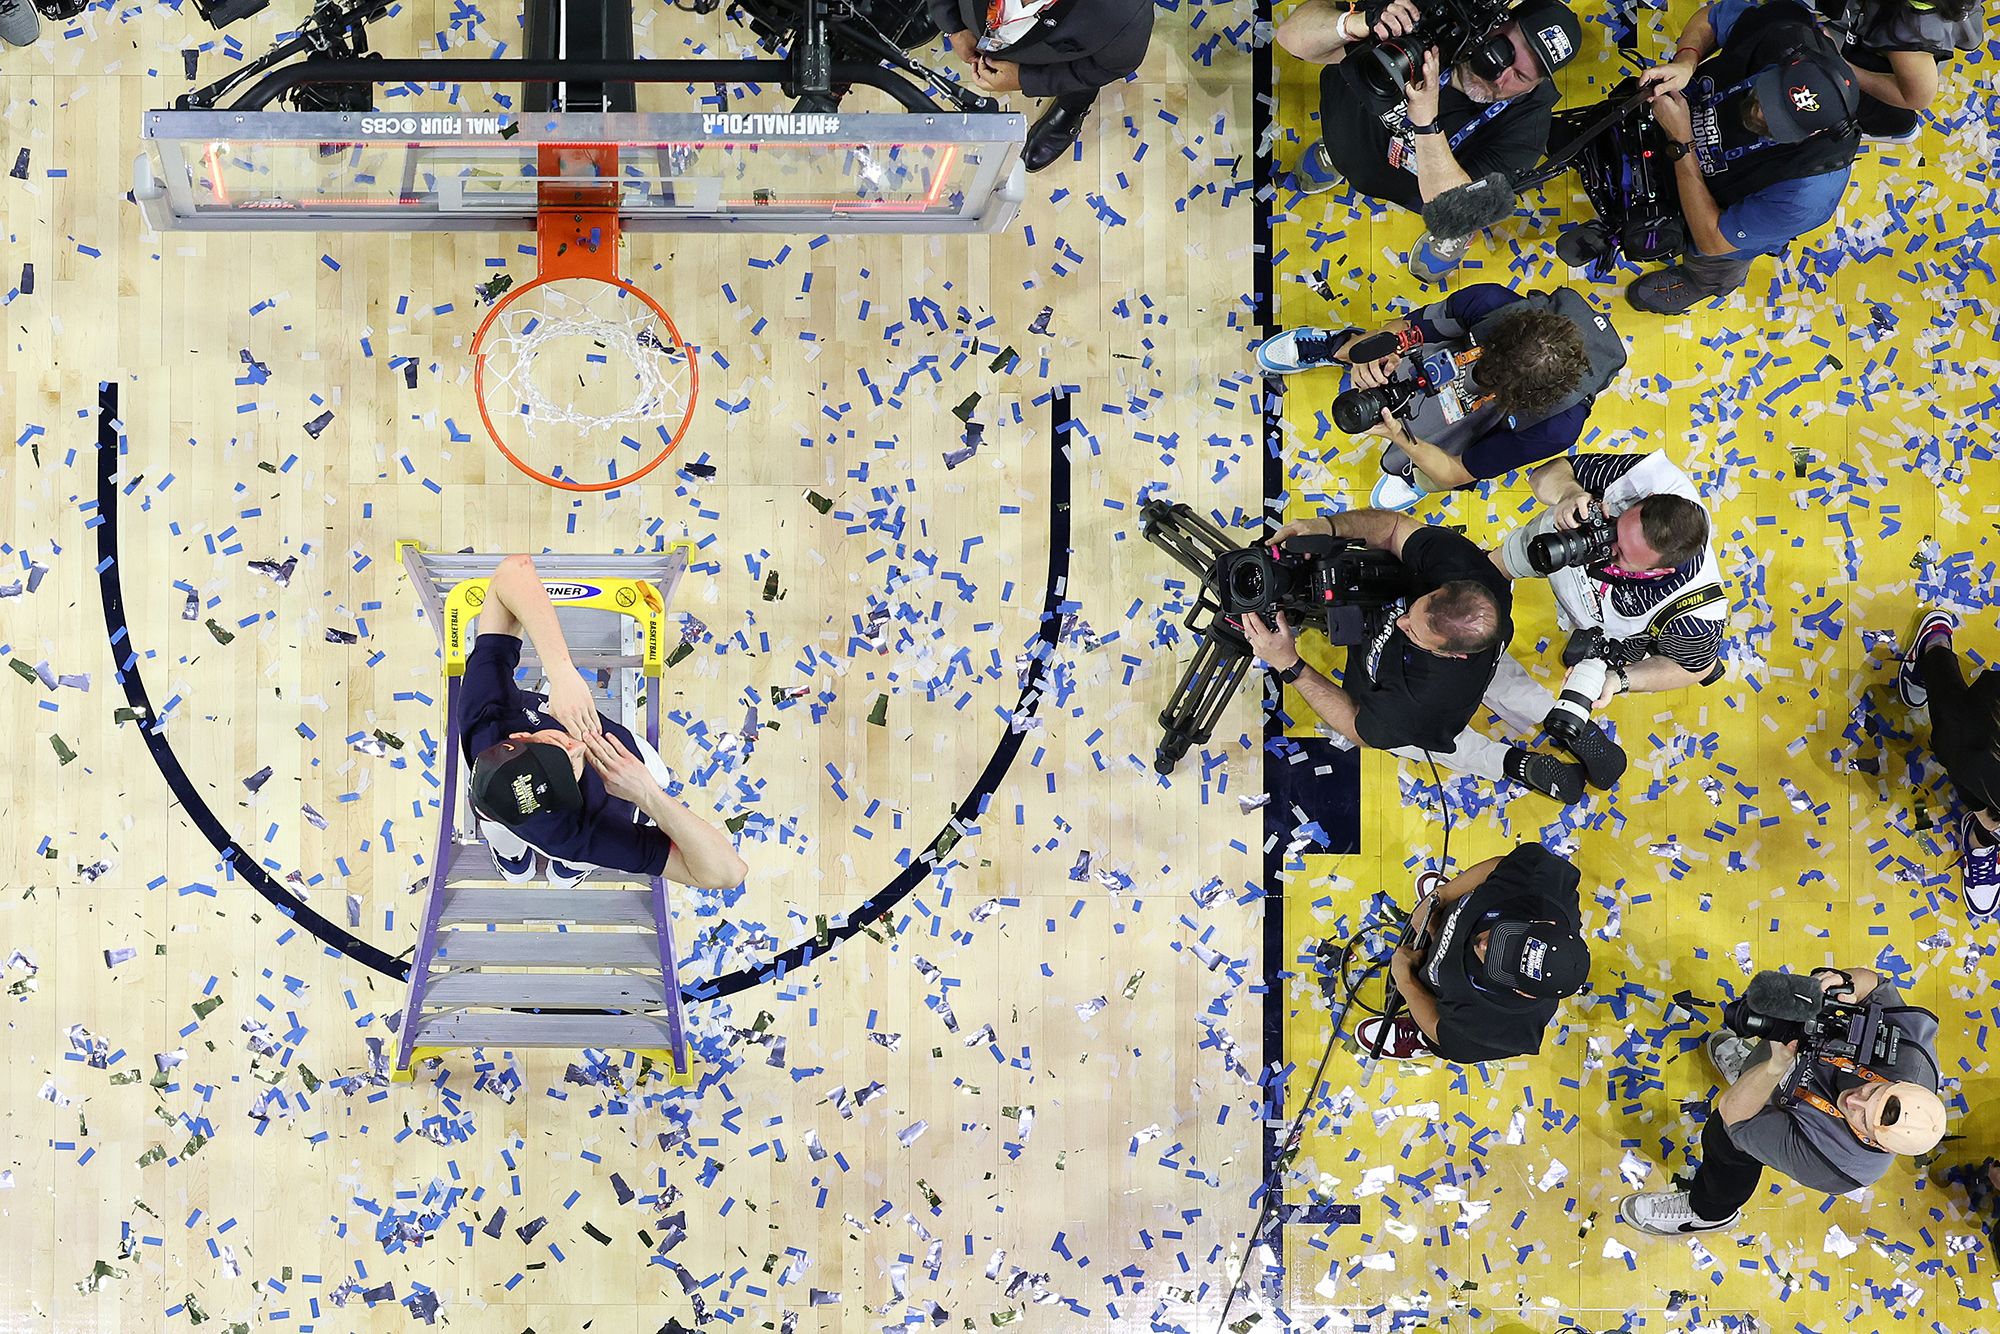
[1688,1112,1763,1221]
[1920,644,2000,816]
[1857,93,1920,139]
[1046,89,1096,114]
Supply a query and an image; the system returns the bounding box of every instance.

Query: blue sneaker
[1962,812,1999,917]
[547,859,592,889]
[1288,139,1343,196]
[1407,231,1472,285]
[1255,328,1351,375]
[1896,608,1957,709]
[493,847,537,884]
[1370,471,1424,512]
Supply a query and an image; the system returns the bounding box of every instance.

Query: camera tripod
[1139,501,1263,776]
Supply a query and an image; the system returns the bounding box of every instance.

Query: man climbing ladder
[462,553,746,892]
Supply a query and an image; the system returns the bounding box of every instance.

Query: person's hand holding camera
[1359,0,1423,40]
[1640,54,1697,99]
[973,56,1021,93]
[1270,515,1334,545]
[1549,492,1598,530]
[1360,407,1417,448]
[1811,967,1879,1003]
[1347,350,1403,389]
[1238,608,1302,671]
[1648,89,1693,142]
[1765,1039,1802,1076]
[1403,48,1444,128]
[1389,943,1423,984]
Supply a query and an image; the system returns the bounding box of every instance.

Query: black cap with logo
[468,738,584,826]
[1484,918,1590,998]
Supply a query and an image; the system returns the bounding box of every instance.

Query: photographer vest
[1401,288,1626,458]
[1544,452,1727,649]
[1692,2,1860,208]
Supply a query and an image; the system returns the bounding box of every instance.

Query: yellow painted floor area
[1270,4,1999,1328]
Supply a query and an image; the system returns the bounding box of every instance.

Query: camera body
[1349,0,1517,98]
[1528,508,1617,574]
[1722,969,1904,1093]
[1213,534,1408,646]
[1331,376,1424,435]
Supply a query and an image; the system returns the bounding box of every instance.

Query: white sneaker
[1617,1189,1738,1236]
[1706,1031,1755,1086]
[1370,471,1425,512]
[1255,328,1353,375]
[547,860,592,889]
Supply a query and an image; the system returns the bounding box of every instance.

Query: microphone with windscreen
[1420,172,1518,242]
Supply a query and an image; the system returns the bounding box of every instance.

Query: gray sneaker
[1618,1189,1738,1236]
[1707,1030,1755,1085]
[0,0,43,46]
[1289,140,1344,196]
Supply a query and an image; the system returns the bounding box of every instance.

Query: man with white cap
[1620,965,1944,1234]
[1595,0,1861,313]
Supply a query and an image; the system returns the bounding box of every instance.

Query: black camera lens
[1332,385,1396,435]
[1358,40,1421,99]
[1527,522,1616,575]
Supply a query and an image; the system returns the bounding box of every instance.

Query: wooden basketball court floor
[0,2,1993,1331]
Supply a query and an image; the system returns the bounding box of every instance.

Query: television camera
[1139,500,1405,774]
[1723,969,1910,1098]
[1348,0,1517,99]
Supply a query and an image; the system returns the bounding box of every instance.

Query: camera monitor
[134,109,1025,235]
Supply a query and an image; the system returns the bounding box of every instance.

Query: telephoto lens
[1542,660,1605,745]
[1527,520,1617,574]
[1331,378,1419,435]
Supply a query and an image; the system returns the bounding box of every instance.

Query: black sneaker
[1553,718,1627,790]
[1504,747,1585,803]
[1556,222,1612,267]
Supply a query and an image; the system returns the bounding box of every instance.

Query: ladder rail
[646,684,692,1077]
[395,673,465,1075]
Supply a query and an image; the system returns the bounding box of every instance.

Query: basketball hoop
[471,146,698,492]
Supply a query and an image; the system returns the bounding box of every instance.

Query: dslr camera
[1349,0,1516,98]
[1527,503,1616,574]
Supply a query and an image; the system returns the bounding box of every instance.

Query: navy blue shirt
[1409,284,1591,482]
[458,633,673,875]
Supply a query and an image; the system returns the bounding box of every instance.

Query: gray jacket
[925,0,1156,98]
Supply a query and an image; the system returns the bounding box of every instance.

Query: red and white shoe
[1413,869,1448,900]
[1354,1013,1432,1061]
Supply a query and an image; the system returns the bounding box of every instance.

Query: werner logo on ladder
[393,548,748,1085]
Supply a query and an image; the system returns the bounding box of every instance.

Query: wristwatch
[1410,119,1445,136]
[1660,138,1693,161]
[1271,659,1306,684]
[1612,664,1632,695]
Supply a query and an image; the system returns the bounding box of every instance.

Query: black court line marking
[93,383,411,978]
[94,382,1072,1002]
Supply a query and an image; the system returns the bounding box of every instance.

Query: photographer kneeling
[1594,0,1860,314]
[1239,509,1622,805]
[1621,966,1944,1233]
[1275,0,1582,282]
[1257,282,1626,512]
[1493,451,1728,701]
[1356,844,1590,1061]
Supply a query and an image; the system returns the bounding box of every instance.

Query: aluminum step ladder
[391,543,699,1084]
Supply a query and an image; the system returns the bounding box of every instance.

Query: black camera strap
[1642,581,1726,637]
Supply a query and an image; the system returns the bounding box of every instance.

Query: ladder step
[423,971,669,1009]
[440,887,657,927]
[445,843,654,887]
[433,930,662,969]
[411,1010,678,1050]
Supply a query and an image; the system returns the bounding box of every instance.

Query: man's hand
[544,668,603,738]
[579,731,661,807]
[1648,88,1693,141]
[1640,57,1696,99]
[1765,1039,1801,1077]
[1549,493,1598,530]
[1271,515,1334,544]
[1407,891,1439,941]
[1238,609,1302,671]
[972,57,1021,93]
[1368,0,1423,39]
[946,29,976,63]
[1348,351,1404,389]
[1403,48,1443,126]
[1390,944,1422,980]
[1360,407,1416,446]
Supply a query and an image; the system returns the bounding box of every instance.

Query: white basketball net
[478,277,691,436]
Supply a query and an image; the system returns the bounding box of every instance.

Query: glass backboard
[136,110,1026,234]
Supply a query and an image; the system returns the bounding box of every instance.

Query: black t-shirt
[1419,844,1583,1062]
[1344,526,1513,752]
[1318,58,1561,212]
[458,633,673,875]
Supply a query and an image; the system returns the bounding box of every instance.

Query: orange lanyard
[1794,1055,1888,1148]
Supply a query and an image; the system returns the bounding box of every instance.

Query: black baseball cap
[1753,51,1857,143]
[1485,918,1589,998]
[469,738,583,825]
[1512,0,1582,76]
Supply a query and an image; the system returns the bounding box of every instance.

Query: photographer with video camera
[1620,966,1944,1234]
[1275,0,1582,282]
[1594,0,1860,314]
[1493,451,1727,711]
[929,0,1155,172]
[1354,844,1590,1062]
[1256,282,1626,511]
[1238,509,1620,804]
